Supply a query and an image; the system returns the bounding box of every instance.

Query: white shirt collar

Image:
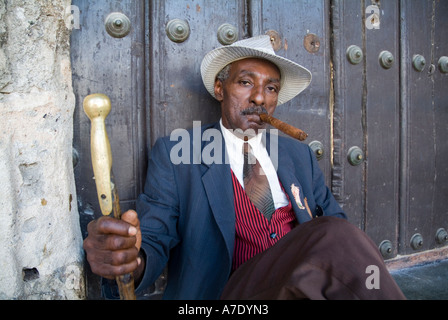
[220,119,256,184]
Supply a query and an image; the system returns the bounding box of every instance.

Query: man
[83,36,405,299]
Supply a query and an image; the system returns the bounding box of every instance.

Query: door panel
[331,0,366,230]
[400,0,434,255]
[148,0,245,142]
[433,0,448,251]
[400,0,448,254]
[364,0,400,251]
[332,0,448,257]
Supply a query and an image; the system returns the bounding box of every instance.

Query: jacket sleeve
[134,137,181,293]
[307,145,347,220]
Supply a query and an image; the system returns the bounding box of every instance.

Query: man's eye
[240,80,252,86]
[267,86,279,93]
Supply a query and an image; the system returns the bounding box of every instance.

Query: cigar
[259,113,308,141]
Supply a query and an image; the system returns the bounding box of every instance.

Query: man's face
[214,58,281,136]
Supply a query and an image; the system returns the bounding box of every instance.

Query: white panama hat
[200,35,312,106]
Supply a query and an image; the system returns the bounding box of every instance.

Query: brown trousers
[221,217,406,300]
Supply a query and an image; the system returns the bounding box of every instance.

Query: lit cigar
[259,113,308,141]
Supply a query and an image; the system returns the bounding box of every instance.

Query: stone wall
[0,0,84,299]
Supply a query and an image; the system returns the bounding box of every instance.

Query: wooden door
[331,0,401,257]
[399,0,448,255]
[331,0,448,258]
[71,0,448,298]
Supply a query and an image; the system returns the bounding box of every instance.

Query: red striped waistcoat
[231,170,297,271]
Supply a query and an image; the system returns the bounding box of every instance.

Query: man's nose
[250,85,265,106]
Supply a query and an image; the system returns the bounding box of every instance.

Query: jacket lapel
[267,133,313,224]
[201,123,235,263]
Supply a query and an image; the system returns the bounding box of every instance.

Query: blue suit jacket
[135,122,346,299]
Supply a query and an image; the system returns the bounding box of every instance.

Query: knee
[303,217,377,253]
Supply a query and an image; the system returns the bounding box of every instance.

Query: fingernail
[137,257,142,265]
[128,226,137,235]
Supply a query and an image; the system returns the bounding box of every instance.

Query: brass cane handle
[83,94,113,216]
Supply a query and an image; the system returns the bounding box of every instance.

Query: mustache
[240,106,268,116]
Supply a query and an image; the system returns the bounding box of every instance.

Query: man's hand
[83,210,143,280]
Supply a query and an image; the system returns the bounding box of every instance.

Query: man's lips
[240,106,268,125]
[245,114,263,125]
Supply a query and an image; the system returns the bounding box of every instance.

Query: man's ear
[214,79,224,102]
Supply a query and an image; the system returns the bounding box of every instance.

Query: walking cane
[83,93,136,300]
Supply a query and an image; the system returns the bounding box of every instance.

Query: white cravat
[220,119,289,209]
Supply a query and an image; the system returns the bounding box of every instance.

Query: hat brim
[201,45,312,106]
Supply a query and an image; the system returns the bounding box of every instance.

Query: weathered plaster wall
[0,0,84,299]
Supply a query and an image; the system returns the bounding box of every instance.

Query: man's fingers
[121,210,140,233]
[121,210,142,251]
[89,216,135,237]
[83,211,142,279]
[89,250,140,280]
[105,233,137,251]
[84,216,138,252]
[104,247,139,266]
